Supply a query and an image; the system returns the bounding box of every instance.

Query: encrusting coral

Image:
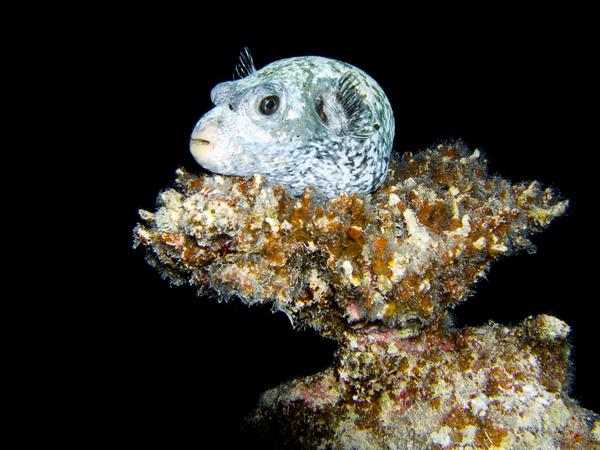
[135,142,566,339]
[134,142,599,448]
[249,313,599,449]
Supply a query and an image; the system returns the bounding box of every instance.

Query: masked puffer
[190,49,395,199]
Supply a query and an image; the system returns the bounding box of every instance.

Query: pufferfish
[190,49,395,199]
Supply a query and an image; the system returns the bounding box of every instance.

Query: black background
[80,10,597,447]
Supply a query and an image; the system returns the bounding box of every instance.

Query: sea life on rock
[249,314,599,449]
[189,49,394,198]
[134,140,599,447]
[134,143,567,340]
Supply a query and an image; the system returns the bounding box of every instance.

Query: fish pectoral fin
[335,71,376,140]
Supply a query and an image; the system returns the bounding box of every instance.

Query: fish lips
[190,120,248,175]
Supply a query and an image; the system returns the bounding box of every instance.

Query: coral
[134,142,567,340]
[249,314,599,449]
[133,141,599,448]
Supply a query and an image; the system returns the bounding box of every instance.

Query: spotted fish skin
[190,54,395,198]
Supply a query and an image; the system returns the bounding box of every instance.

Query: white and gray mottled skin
[190,52,395,198]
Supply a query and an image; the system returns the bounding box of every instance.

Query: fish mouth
[191,137,210,145]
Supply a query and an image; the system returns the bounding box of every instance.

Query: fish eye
[259,95,280,115]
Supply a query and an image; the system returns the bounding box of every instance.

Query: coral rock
[133,141,599,448]
[248,315,599,449]
[134,142,567,339]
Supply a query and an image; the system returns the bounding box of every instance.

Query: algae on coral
[134,142,599,448]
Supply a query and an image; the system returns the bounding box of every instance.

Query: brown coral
[134,142,567,340]
[132,141,600,448]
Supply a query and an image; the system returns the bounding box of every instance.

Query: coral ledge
[134,143,598,449]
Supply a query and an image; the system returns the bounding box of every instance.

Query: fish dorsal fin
[336,71,375,139]
[233,47,256,80]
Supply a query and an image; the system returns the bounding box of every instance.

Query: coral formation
[249,314,599,449]
[134,142,599,448]
[135,142,566,339]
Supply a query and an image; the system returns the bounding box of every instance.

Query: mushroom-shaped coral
[134,141,600,448]
[134,142,567,340]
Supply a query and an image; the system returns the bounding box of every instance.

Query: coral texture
[134,142,599,448]
[249,314,599,449]
[135,142,567,339]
